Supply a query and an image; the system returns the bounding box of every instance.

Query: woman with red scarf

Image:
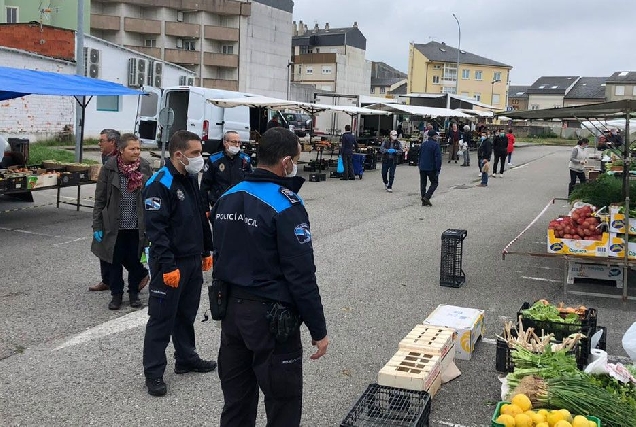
[92,133,153,310]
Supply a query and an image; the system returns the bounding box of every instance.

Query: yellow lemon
[511,394,533,412]
[558,410,573,422]
[538,409,550,420]
[587,421,597,427]
[496,414,516,427]
[531,411,546,424]
[547,411,565,427]
[499,404,511,414]
[515,413,533,427]
[537,423,550,427]
[572,415,589,427]
[554,421,573,427]
[506,404,524,417]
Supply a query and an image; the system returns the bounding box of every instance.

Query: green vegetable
[506,346,581,391]
[569,174,636,210]
[589,374,636,411]
[521,301,581,325]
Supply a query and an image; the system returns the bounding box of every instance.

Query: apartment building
[605,71,636,101]
[507,85,529,111]
[408,41,512,109]
[0,0,90,30]
[90,0,293,97]
[370,61,407,98]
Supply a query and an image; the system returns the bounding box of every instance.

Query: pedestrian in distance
[477,130,492,177]
[447,123,461,163]
[211,127,328,427]
[200,131,253,211]
[492,128,508,177]
[506,128,515,166]
[379,130,403,193]
[568,138,589,196]
[340,124,358,180]
[419,129,442,206]
[478,159,490,187]
[91,133,152,310]
[89,128,122,293]
[461,124,472,167]
[142,130,215,397]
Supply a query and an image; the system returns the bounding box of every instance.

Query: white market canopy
[403,93,497,110]
[367,102,471,119]
[457,108,494,118]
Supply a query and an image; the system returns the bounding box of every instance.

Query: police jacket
[418,138,442,173]
[143,159,212,273]
[200,150,253,209]
[340,132,357,155]
[211,169,327,341]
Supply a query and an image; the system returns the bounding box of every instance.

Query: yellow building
[408,41,512,109]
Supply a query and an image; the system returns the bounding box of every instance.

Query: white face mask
[227,146,240,156]
[180,154,205,175]
[284,159,298,178]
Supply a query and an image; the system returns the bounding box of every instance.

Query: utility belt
[208,280,301,343]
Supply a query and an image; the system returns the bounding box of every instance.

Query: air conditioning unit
[86,48,101,78]
[128,58,138,87]
[176,38,183,49]
[147,61,154,86]
[136,58,148,87]
[153,61,163,87]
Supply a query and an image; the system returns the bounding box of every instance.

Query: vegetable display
[548,206,604,241]
[506,347,581,391]
[520,301,582,325]
[499,320,585,353]
[495,394,599,427]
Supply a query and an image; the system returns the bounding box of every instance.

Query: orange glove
[202,256,213,272]
[163,269,181,288]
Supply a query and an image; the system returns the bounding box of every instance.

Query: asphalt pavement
[1,144,635,427]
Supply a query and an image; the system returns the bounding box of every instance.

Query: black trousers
[219,298,302,427]
[99,259,111,285]
[107,229,147,296]
[493,153,507,174]
[143,254,203,379]
[568,169,586,195]
[342,153,354,179]
[420,169,439,200]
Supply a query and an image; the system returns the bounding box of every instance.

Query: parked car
[282,112,313,137]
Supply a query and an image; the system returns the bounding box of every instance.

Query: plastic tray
[491,401,601,427]
[340,383,431,427]
[517,302,597,342]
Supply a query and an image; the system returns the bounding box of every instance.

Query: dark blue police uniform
[211,169,327,427]
[200,150,252,209]
[142,159,213,380]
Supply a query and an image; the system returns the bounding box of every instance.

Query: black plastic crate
[58,172,80,186]
[341,384,431,427]
[440,229,467,288]
[517,302,597,341]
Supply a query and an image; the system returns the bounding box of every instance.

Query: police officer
[211,127,329,427]
[142,130,215,397]
[200,131,252,210]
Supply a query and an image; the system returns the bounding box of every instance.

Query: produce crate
[608,234,636,260]
[6,175,27,191]
[491,401,600,427]
[340,384,431,427]
[547,229,609,257]
[439,229,467,288]
[609,205,636,235]
[57,172,80,186]
[517,302,597,342]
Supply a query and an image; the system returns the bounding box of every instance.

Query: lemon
[572,415,588,427]
[587,421,597,427]
[558,410,573,423]
[538,409,550,418]
[537,423,550,427]
[512,394,533,412]
[531,411,546,424]
[496,414,516,427]
[499,404,510,414]
[515,413,533,427]
[555,421,573,427]
[547,411,565,427]
[502,404,523,417]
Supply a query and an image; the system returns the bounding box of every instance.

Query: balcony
[124,17,161,35]
[165,21,200,38]
[204,53,238,68]
[203,79,238,91]
[90,14,120,31]
[124,45,161,59]
[93,0,250,16]
[164,48,200,65]
[292,53,337,64]
[204,25,239,42]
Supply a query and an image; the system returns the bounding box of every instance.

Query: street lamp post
[452,14,461,97]
[491,78,501,106]
[286,61,293,100]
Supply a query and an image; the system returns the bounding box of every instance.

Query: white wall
[527,94,565,110]
[239,2,292,98]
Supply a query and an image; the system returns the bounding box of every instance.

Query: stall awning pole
[623,108,631,301]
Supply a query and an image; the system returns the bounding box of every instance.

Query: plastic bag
[569,201,596,216]
[457,150,464,156]
[584,349,608,374]
[336,155,344,173]
[622,322,636,361]
[499,376,510,401]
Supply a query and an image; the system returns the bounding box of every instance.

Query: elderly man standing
[419,129,442,207]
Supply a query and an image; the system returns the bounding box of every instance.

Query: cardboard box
[608,234,636,260]
[423,305,484,360]
[398,325,455,359]
[34,174,57,188]
[547,229,609,257]
[567,261,623,288]
[377,350,441,391]
[609,206,636,235]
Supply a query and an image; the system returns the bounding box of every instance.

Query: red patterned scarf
[117,154,143,192]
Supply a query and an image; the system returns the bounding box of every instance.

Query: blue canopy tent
[0,65,144,162]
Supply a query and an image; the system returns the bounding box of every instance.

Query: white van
[135,86,252,155]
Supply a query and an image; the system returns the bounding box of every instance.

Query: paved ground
[1,145,635,426]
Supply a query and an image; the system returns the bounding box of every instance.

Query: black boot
[130,292,142,308]
[108,294,123,310]
[145,377,167,397]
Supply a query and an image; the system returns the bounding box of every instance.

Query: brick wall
[0,24,75,61]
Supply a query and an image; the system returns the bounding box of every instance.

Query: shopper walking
[568,138,589,196]
[492,129,508,177]
[461,125,472,167]
[419,129,442,206]
[91,133,152,310]
[142,130,216,397]
[506,128,515,166]
[447,123,461,163]
[379,130,403,193]
[477,130,492,177]
[340,124,358,180]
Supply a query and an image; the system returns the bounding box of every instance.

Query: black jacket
[340,132,357,155]
[143,160,212,273]
[200,150,252,209]
[478,138,493,160]
[493,135,508,155]
[211,169,327,341]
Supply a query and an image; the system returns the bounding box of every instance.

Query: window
[144,39,156,48]
[183,40,196,51]
[96,96,120,112]
[433,64,441,70]
[222,45,234,55]
[432,76,440,84]
[315,48,320,53]
[321,66,332,75]
[300,46,308,54]
[473,93,481,101]
[492,94,501,105]
[371,87,375,94]
[493,71,502,82]
[6,6,18,23]
[380,87,386,94]
[512,99,519,105]
[461,91,469,97]
[442,86,456,94]
[462,69,470,79]
[296,65,302,75]
[615,86,625,96]
[531,104,540,110]
[306,67,313,75]
[475,70,483,80]
[320,85,332,91]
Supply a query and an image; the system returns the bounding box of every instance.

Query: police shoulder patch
[219,163,226,172]
[279,187,300,205]
[145,197,162,211]
[294,223,311,244]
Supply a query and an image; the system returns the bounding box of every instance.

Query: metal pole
[623,110,631,301]
[287,62,292,101]
[452,13,461,96]
[74,0,85,163]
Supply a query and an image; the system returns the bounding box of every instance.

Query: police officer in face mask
[200,131,253,211]
[142,130,215,397]
[211,127,328,427]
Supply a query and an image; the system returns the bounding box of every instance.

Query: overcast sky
[292,0,636,86]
